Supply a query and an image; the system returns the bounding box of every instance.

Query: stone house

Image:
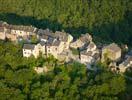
[0,21,8,40]
[80,33,92,43]
[38,29,73,50]
[6,29,18,41]
[80,51,95,64]
[70,33,92,50]
[37,29,53,42]
[37,30,73,59]
[118,56,132,73]
[0,27,6,40]
[40,35,49,42]
[70,39,86,49]
[0,21,38,42]
[101,43,121,62]
[57,51,70,62]
[80,41,99,64]
[10,25,37,37]
[37,28,52,36]
[46,39,64,59]
[86,42,97,52]
[54,31,73,49]
[23,44,39,58]
[37,37,64,59]
[6,33,17,41]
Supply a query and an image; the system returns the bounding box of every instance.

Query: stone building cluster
[101,43,132,73]
[0,21,131,74]
[23,29,73,59]
[70,33,100,65]
[0,21,37,42]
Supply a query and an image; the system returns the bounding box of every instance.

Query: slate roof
[39,41,46,46]
[81,50,92,56]
[46,38,55,46]
[23,44,35,50]
[41,35,49,40]
[52,40,61,46]
[38,30,69,42]
[48,37,55,44]
[104,43,121,52]
[37,29,53,37]
[54,31,68,42]
[80,33,91,43]
[9,25,36,32]
[46,38,61,47]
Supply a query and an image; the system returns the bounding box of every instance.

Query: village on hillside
[0,21,132,74]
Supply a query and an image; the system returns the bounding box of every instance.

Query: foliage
[70,47,79,55]
[30,35,38,44]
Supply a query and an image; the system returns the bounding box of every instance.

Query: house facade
[23,44,39,58]
[80,51,94,64]
[10,25,37,37]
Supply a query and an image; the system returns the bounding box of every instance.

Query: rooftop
[38,29,53,37]
[87,42,96,49]
[81,50,92,56]
[52,40,61,46]
[125,56,132,64]
[103,43,121,52]
[39,41,46,46]
[9,25,36,32]
[54,31,68,42]
[41,35,49,40]
[23,44,35,50]
[80,33,92,43]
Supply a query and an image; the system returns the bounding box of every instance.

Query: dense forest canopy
[0,0,131,44]
[0,0,132,99]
